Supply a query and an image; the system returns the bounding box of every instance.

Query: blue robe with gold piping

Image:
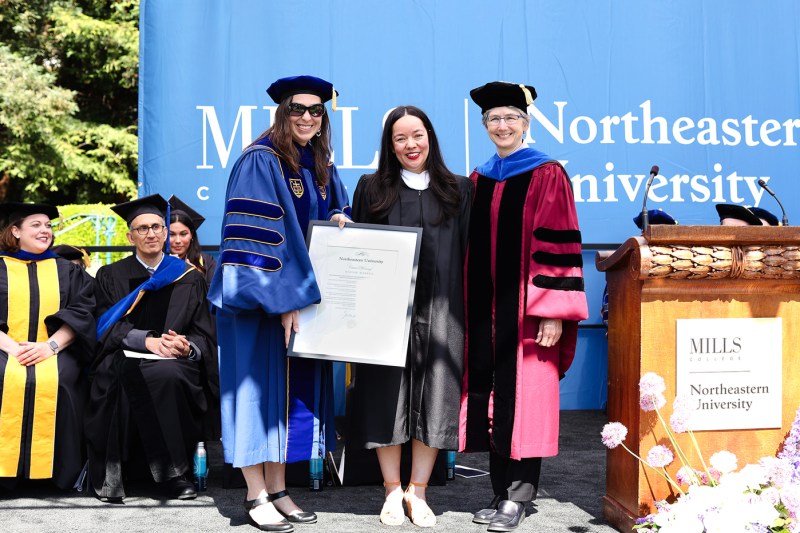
[209,139,351,467]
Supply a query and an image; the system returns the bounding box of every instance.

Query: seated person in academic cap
[601,209,677,327]
[167,195,216,287]
[0,203,96,491]
[716,204,780,226]
[52,244,91,270]
[85,194,219,502]
[632,208,678,230]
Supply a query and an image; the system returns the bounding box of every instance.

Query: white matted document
[288,221,422,367]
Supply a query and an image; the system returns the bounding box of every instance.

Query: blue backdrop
[140,0,800,409]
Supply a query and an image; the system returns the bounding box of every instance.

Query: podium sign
[676,317,782,431]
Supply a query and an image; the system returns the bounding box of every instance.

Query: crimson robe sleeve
[524,162,588,321]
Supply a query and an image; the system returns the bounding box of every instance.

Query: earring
[316,130,322,137]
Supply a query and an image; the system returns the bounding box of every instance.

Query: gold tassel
[519,84,534,106]
[332,88,337,112]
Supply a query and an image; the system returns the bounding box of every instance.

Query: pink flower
[676,466,697,486]
[646,445,675,468]
[639,372,666,396]
[601,422,628,449]
[639,373,667,412]
[640,392,666,412]
[670,395,694,433]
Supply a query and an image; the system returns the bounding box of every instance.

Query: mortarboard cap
[633,209,678,230]
[168,195,206,230]
[470,81,537,114]
[715,204,765,226]
[52,244,90,266]
[111,194,169,226]
[266,75,338,110]
[749,207,780,226]
[0,202,59,229]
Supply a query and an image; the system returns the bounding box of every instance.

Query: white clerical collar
[136,252,164,272]
[400,169,430,190]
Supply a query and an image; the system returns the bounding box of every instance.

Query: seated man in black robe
[85,194,219,502]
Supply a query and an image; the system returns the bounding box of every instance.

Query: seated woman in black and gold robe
[0,202,96,490]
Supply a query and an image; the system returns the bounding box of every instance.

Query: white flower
[710,450,738,474]
[780,484,800,516]
[759,456,794,488]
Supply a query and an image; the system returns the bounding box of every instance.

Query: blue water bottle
[193,441,207,491]
[309,455,323,492]
[446,450,456,481]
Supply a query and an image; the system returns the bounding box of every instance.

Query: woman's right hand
[0,331,21,358]
[280,310,300,348]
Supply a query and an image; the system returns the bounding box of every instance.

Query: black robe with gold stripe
[85,255,218,500]
[0,255,96,489]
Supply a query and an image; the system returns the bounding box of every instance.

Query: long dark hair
[169,212,205,274]
[249,96,332,185]
[362,106,460,222]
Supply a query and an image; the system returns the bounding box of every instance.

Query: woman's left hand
[535,318,562,347]
[330,213,349,229]
[16,341,56,366]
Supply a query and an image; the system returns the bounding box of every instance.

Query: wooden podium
[596,225,800,532]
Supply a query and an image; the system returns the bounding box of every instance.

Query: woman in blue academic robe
[209,75,350,533]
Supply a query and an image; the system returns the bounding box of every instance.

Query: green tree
[0,0,138,204]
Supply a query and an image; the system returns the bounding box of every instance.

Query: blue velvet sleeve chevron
[208,146,321,315]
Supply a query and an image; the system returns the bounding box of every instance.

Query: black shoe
[473,495,502,524]
[268,490,318,524]
[487,500,526,532]
[98,495,124,504]
[167,475,197,500]
[243,496,294,532]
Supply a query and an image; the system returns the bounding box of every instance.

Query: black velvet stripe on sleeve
[492,172,534,457]
[533,227,582,244]
[465,177,496,452]
[532,251,583,268]
[532,274,585,292]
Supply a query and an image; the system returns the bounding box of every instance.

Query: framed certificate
[288,221,422,367]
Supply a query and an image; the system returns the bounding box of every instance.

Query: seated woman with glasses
[209,75,351,532]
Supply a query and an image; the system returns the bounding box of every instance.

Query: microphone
[640,165,660,233]
[757,179,789,226]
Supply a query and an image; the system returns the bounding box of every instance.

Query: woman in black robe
[0,202,96,490]
[167,195,217,286]
[349,106,472,527]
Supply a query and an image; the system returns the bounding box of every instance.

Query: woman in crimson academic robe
[349,106,472,528]
[0,203,96,490]
[209,75,350,533]
[459,82,589,532]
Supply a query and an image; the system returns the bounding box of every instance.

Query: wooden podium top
[596,225,800,280]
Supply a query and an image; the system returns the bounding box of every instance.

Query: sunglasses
[287,102,326,117]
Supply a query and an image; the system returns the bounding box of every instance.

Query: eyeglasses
[487,114,524,126]
[132,223,165,235]
[287,103,326,117]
